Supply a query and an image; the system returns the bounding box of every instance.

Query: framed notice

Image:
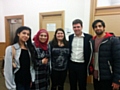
[47,23,56,31]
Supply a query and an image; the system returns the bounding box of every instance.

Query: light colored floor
[0,61,93,90]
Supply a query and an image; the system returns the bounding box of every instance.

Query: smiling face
[73,23,83,36]
[17,30,30,43]
[39,32,48,43]
[93,22,105,35]
[56,30,64,41]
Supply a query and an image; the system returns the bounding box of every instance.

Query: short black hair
[92,19,105,29]
[72,19,83,27]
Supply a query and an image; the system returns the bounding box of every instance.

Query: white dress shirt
[71,33,85,63]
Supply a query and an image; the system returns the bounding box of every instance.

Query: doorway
[39,11,64,41]
[5,15,24,46]
[9,19,22,44]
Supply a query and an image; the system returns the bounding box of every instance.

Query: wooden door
[0,15,24,60]
[5,15,24,46]
[40,11,64,41]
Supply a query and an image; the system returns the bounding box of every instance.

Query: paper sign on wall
[47,23,56,31]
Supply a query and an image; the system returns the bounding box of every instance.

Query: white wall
[97,0,120,7]
[83,0,91,33]
[111,0,120,5]
[1,0,91,42]
[0,0,5,42]
[97,0,111,7]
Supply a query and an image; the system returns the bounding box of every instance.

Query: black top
[51,45,69,71]
[15,49,31,85]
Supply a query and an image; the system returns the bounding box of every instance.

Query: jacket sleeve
[112,37,120,84]
[4,46,16,90]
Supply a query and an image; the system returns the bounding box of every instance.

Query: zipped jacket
[88,32,120,84]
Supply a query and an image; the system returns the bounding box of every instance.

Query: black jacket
[89,33,120,84]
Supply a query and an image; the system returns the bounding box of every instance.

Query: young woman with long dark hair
[4,26,35,90]
[50,28,69,90]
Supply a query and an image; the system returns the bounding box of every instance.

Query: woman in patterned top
[50,28,69,90]
[31,29,51,90]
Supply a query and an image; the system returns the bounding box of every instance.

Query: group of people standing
[4,19,120,90]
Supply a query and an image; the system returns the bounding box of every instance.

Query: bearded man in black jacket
[89,19,120,90]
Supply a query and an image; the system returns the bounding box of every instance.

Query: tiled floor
[0,61,93,90]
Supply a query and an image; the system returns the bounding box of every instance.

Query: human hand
[30,82,32,88]
[42,58,48,64]
[112,83,119,90]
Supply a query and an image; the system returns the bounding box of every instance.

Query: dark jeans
[16,83,30,90]
[69,62,87,90]
[93,78,112,90]
[51,70,67,90]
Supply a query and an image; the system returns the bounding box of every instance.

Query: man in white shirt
[69,19,92,90]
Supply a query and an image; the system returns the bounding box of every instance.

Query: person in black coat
[89,19,120,90]
[69,19,92,90]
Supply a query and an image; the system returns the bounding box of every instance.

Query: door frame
[39,11,65,29]
[5,15,24,46]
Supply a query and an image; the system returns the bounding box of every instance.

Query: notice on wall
[47,23,56,31]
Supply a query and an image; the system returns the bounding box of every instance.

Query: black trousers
[69,62,87,90]
[16,83,30,90]
[93,78,112,90]
[51,70,67,90]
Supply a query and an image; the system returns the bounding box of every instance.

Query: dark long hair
[13,26,31,45]
[51,28,68,47]
[13,26,36,63]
